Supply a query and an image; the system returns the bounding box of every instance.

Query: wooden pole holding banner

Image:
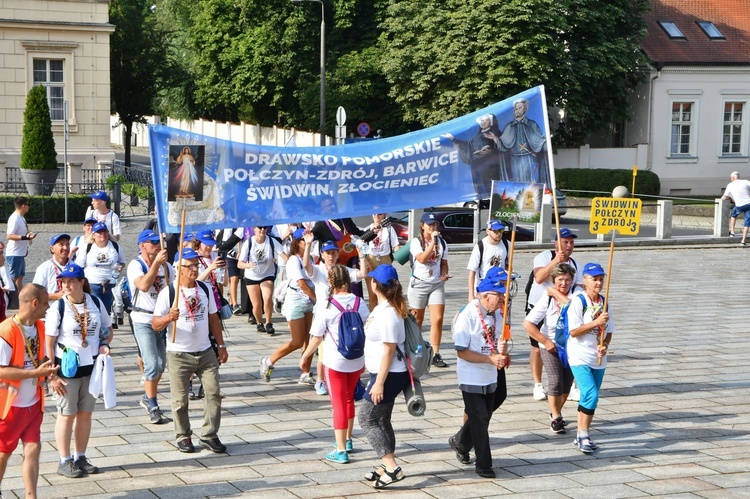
[539,86,562,244]
[156,221,171,287]
[171,207,187,343]
[597,230,616,365]
[500,216,517,343]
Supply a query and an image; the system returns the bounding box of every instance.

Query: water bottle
[214,267,225,282]
[415,344,423,358]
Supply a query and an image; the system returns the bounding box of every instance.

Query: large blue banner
[150,86,551,232]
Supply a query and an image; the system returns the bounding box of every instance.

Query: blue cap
[174,247,200,263]
[83,217,97,225]
[90,190,109,202]
[138,230,160,245]
[197,230,217,246]
[487,220,506,231]
[292,228,305,240]
[182,233,195,242]
[582,262,606,277]
[59,263,85,279]
[477,266,507,294]
[555,228,577,240]
[92,222,108,233]
[367,264,399,285]
[50,234,71,246]
[420,212,438,224]
[321,240,338,252]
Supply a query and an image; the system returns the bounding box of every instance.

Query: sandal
[372,466,404,488]
[364,464,386,481]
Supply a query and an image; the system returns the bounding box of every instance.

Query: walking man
[152,248,228,453]
[0,284,56,498]
[129,230,173,424]
[32,234,72,304]
[721,171,750,244]
[5,196,36,296]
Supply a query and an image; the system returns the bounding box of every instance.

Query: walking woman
[299,265,369,463]
[523,263,576,434]
[358,264,409,488]
[567,263,614,454]
[408,213,450,368]
[45,263,112,478]
[238,226,284,335]
[259,229,316,385]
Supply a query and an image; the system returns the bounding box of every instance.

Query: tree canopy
[143,0,648,146]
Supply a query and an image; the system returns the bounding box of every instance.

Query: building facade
[0,0,115,180]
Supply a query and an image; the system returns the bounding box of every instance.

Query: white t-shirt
[525,292,574,349]
[724,179,750,207]
[365,223,399,257]
[310,263,360,306]
[127,257,173,324]
[0,323,40,407]
[309,293,369,372]
[285,255,314,302]
[153,283,218,353]
[75,241,126,284]
[363,302,407,374]
[527,250,583,308]
[566,292,615,369]
[6,212,29,257]
[239,236,282,280]
[452,299,504,387]
[409,237,448,283]
[466,237,508,280]
[0,267,15,295]
[45,294,111,367]
[85,208,122,238]
[33,258,68,297]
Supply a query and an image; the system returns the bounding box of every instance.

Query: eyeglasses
[181,264,200,271]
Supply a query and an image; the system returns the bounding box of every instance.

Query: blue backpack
[328,297,366,360]
[553,294,588,369]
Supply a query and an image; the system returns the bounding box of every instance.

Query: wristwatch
[217,344,227,349]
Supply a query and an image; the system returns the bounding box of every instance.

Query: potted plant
[19,85,60,195]
[123,183,140,206]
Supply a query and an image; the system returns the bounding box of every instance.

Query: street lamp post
[292,0,325,147]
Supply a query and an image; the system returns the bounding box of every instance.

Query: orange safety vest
[0,317,46,419]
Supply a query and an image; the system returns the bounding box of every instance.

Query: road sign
[357,122,370,137]
[336,107,346,126]
[590,197,643,235]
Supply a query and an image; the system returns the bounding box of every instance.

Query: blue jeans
[133,322,167,381]
[90,283,114,314]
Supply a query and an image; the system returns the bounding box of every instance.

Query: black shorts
[526,303,542,348]
[227,258,240,278]
[244,275,276,286]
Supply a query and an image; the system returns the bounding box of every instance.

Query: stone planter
[19,168,60,196]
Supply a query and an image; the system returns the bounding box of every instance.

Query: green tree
[380,0,649,147]
[110,0,170,166]
[20,85,58,170]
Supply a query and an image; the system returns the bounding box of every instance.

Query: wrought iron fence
[113,160,153,186]
[0,183,100,223]
[1,166,111,194]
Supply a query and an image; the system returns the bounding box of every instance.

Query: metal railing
[112,160,153,186]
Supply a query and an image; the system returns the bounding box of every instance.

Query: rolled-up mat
[392,243,411,265]
[403,379,426,417]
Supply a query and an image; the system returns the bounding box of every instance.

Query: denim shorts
[5,256,25,279]
[133,321,167,380]
[282,295,314,321]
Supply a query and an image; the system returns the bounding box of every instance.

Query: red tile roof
[642,0,750,66]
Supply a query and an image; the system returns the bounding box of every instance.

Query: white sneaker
[298,373,316,385]
[569,384,580,401]
[259,357,274,382]
[533,383,547,401]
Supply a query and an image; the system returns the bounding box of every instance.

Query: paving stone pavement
[2,218,749,498]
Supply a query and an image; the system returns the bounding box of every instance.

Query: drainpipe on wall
[646,62,663,172]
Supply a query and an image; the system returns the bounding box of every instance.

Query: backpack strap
[131,257,151,308]
[328,297,345,313]
[477,240,484,278]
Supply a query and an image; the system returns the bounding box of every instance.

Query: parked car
[463,188,568,217]
[409,208,534,244]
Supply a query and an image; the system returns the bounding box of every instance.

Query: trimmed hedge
[556,168,660,197]
[0,194,92,223]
